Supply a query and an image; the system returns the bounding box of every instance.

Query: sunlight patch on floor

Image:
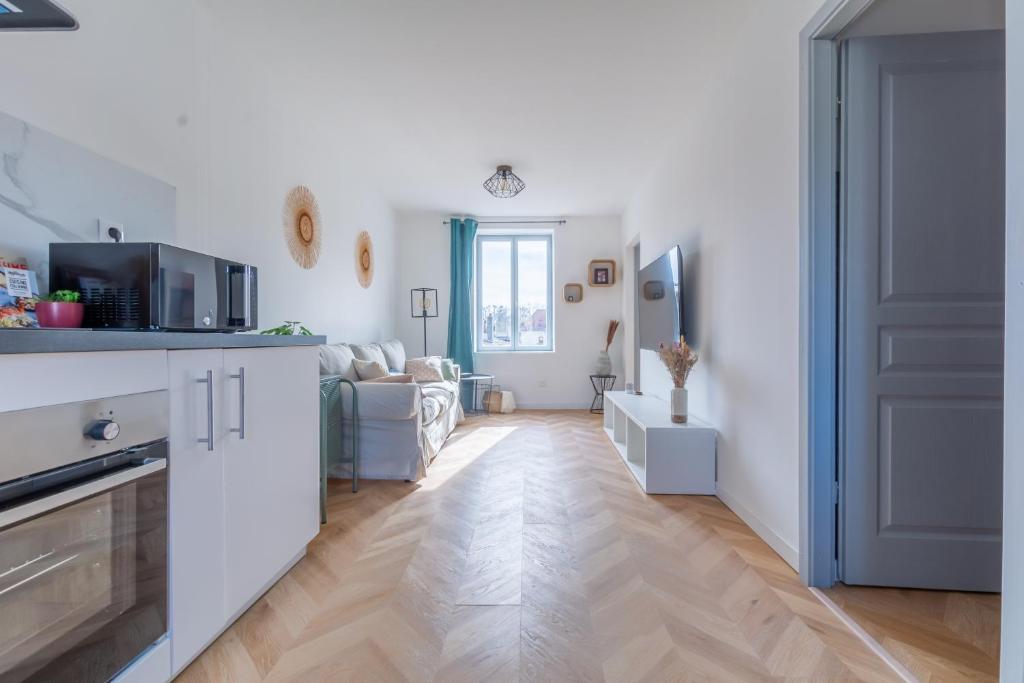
[417,425,518,490]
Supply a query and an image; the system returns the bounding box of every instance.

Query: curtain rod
[441,219,566,225]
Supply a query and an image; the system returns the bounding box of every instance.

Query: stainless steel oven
[0,391,168,683]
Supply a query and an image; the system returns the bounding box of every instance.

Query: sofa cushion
[349,343,388,368]
[406,356,444,383]
[353,358,389,381]
[378,339,407,373]
[319,344,358,381]
[440,358,457,381]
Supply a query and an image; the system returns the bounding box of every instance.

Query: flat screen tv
[638,246,685,351]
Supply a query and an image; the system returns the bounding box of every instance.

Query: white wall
[0,110,177,288]
[195,6,396,342]
[1002,1,1023,677]
[0,1,396,342]
[0,0,201,248]
[622,0,825,568]
[394,213,623,408]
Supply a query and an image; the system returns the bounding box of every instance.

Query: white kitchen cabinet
[167,349,227,674]
[168,346,319,675]
[222,347,319,618]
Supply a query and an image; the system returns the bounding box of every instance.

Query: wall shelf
[563,283,584,303]
[602,391,716,494]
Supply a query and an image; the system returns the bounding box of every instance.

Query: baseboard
[715,486,800,570]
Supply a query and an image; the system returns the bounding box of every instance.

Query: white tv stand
[602,391,716,494]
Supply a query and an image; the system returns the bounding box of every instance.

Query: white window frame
[474,233,554,353]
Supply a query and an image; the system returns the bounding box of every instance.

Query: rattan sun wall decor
[356,230,374,288]
[283,185,322,269]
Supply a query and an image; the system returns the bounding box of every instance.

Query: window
[475,234,553,352]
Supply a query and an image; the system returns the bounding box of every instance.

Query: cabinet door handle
[197,370,214,451]
[230,366,245,440]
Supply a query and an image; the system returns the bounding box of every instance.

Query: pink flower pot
[36,301,85,328]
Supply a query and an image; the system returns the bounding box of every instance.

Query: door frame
[798,0,878,588]
[802,0,1021,673]
[801,0,1011,589]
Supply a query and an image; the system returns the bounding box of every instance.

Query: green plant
[45,290,81,303]
[260,320,313,336]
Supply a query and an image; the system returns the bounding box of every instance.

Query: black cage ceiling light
[483,165,525,198]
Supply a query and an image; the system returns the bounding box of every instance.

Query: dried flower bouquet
[657,335,698,388]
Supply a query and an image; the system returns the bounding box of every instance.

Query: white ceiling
[203,0,732,217]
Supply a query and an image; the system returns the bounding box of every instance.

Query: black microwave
[49,243,258,331]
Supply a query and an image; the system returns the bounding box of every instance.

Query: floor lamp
[410,288,438,357]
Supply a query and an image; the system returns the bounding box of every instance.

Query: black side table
[590,375,616,414]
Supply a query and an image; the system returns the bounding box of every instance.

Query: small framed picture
[588,259,616,287]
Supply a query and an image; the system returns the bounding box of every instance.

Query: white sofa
[319,339,463,481]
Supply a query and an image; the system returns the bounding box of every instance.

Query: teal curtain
[447,217,477,373]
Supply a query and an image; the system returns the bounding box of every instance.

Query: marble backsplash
[0,109,176,292]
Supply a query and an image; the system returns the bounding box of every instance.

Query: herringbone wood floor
[179,411,900,682]
[822,584,1000,681]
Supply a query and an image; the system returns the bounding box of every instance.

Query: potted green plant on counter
[260,321,313,336]
[36,290,84,328]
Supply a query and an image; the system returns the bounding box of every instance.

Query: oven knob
[85,420,120,441]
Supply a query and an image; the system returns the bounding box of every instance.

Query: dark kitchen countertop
[0,329,326,354]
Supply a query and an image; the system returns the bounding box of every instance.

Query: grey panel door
[841,31,1005,591]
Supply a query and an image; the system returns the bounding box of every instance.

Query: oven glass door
[0,458,167,683]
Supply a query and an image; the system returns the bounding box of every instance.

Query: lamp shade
[483,165,525,198]
[411,288,438,319]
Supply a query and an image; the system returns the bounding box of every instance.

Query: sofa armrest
[354,381,421,420]
[451,363,461,383]
[319,374,419,421]
[320,375,421,421]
